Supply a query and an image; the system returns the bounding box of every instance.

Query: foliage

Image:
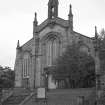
[97,29,105,72]
[94,28,105,104]
[52,43,95,88]
[0,66,15,89]
[98,28,105,40]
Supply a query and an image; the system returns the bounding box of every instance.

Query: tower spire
[68,4,73,30]
[48,0,59,19]
[33,12,38,34]
[34,12,38,26]
[69,4,73,17]
[17,40,20,49]
[95,26,98,39]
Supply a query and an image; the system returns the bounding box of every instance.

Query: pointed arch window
[46,38,60,66]
[52,7,54,13]
[23,53,30,78]
[52,39,59,62]
[46,41,52,66]
[51,7,55,18]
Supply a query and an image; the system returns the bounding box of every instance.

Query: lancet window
[46,38,60,66]
[23,53,30,78]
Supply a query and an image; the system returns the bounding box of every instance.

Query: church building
[14,0,97,89]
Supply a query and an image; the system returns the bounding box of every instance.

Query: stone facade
[14,0,98,89]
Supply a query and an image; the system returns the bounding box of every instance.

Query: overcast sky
[0,0,105,69]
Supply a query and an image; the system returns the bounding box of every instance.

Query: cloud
[0,0,105,68]
[0,10,33,68]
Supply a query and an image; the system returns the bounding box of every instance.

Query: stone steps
[2,88,30,105]
[2,95,28,105]
[2,88,96,105]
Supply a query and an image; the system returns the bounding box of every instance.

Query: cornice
[73,31,93,40]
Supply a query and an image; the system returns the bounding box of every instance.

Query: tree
[0,66,15,89]
[97,28,105,73]
[98,28,105,40]
[96,28,105,105]
[52,42,95,88]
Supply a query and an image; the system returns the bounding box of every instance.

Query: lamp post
[45,73,48,91]
[0,75,3,105]
[0,88,2,105]
[44,68,49,91]
[93,26,102,105]
[26,76,29,89]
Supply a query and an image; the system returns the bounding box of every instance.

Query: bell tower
[48,0,59,19]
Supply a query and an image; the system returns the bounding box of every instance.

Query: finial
[70,4,72,9]
[35,12,37,19]
[34,12,38,26]
[95,26,97,34]
[69,4,73,16]
[95,26,98,39]
[17,40,20,48]
[68,4,73,30]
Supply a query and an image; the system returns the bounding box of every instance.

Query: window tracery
[46,38,60,66]
[23,53,30,78]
